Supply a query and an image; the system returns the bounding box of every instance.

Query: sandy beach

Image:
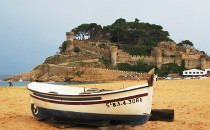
[0,78,209,130]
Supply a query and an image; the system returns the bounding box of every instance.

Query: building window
[201,72,203,74]
[197,72,199,74]
[189,72,192,74]
[193,72,195,74]
[185,72,187,74]
[207,71,210,74]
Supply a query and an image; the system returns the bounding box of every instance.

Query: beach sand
[0,79,209,130]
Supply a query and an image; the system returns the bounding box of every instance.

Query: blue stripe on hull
[33,92,102,101]
[31,104,149,126]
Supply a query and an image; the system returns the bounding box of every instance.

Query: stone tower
[200,55,206,70]
[155,49,162,69]
[66,32,74,51]
[110,46,118,66]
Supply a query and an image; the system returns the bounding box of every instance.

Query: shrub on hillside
[74,46,81,52]
[116,63,133,71]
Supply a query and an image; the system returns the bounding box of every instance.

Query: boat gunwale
[27,84,150,97]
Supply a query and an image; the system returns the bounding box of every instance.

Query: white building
[204,69,210,74]
[183,69,207,76]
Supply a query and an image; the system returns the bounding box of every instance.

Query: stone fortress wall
[68,59,99,64]
[67,32,209,70]
[45,64,148,81]
[206,60,210,68]
[75,41,111,61]
[185,59,201,69]
[112,41,209,70]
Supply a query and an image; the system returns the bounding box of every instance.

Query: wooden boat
[27,69,155,126]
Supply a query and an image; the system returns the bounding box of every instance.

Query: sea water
[0,75,94,87]
[0,80,30,87]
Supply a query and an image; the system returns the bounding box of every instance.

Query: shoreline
[1,77,208,87]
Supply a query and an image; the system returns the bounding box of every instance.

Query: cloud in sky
[0,0,209,75]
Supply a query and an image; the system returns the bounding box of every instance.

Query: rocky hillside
[3,40,152,82]
[3,50,108,82]
[44,51,98,65]
[4,63,145,82]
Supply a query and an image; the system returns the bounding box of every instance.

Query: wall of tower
[206,60,210,69]
[200,56,206,70]
[110,46,118,65]
[155,51,162,69]
[66,32,74,51]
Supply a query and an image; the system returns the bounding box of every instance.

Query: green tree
[71,18,173,46]
[134,18,140,23]
[178,40,194,47]
[59,41,67,53]
[101,25,111,39]
[121,45,153,56]
[71,24,90,40]
[157,63,185,77]
[88,23,102,40]
[137,58,144,66]
[113,18,126,28]
[110,25,124,43]
[181,60,185,68]
[116,59,158,73]
[179,60,186,74]
[116,63,133,71]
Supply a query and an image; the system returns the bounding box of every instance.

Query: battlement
[68,59,99,64]
[66,32,74,35]
[157,41,177,48]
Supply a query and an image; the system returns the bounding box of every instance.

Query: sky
[0,0,210,75]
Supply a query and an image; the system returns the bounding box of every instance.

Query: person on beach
[8,80,13,87]
[156,74,158,81]
[137,77,140,81]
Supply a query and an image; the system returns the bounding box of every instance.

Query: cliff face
[4,64,50,82]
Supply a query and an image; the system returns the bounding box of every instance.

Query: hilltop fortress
[4,32,210,82]
[67,32,210,70]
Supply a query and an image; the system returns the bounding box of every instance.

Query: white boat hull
[28,74,154,126]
